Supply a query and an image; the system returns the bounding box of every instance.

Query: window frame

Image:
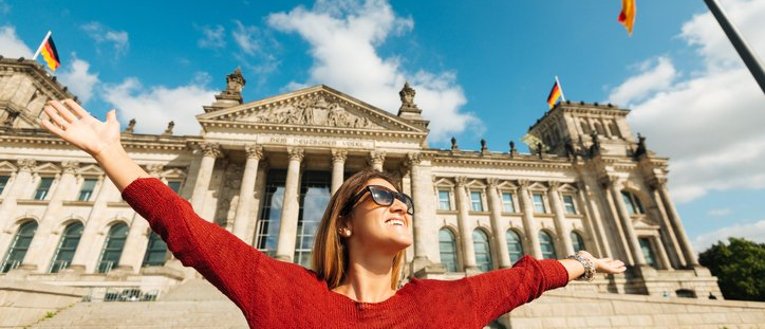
[34,176,55,200]
[437,189,452,211]
[77,178,98,201]
[469,190,484,212]
[501,191,516,213]
[562,194,577,215]
[532,192,547,213]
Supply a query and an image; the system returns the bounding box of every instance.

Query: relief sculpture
[241,93,378,129]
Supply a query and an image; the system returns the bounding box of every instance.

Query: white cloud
[102,77,216,135]
[0,25,33,58]
[607,0,765,203]
[81,22,129,57]
[197,25,226,49]
[57,56,99,103]
[231,21,280,84]
[693,219,765,252]
[267,0,480,141]
[232,21,262,55]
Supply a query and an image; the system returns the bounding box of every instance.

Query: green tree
[698,237,765,301]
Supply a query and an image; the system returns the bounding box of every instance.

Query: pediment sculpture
[239,94,382,129]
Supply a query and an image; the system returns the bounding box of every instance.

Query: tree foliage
[698,237,765,301]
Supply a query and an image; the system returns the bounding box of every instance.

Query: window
[49,222,83,273]
[470,191,483,212]
[78,178,97,201]
[580,121,591,134]
[0,175,9,195]
[539,231,557,259]
[639,237,658,269]
[438,190,451,210]
[97,223,129,273]
[562,195,577,214]
[142,232,168,267]
[439,228,458,272]
[167,181,182,194]
[621,191,645,215]
[506,230,524,264]
[532,193,546,213]
[294,171,330,267]
[501,192,515,212]
[608,122,621,138]
[473,229,493,272]
[571,232,585,253]
[256,170,286,257]
[34,177,54,200]
[1,221,38,273]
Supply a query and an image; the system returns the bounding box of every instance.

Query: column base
[411,257,447,278]
[275,255,292,262]
[692,265,712,277]
[464,266,481,276]
[63,264,87,273]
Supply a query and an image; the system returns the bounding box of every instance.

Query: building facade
[0,58,720,301]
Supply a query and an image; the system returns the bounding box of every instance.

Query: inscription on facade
[266,136,373,149]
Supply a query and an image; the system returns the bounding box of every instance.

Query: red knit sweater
[122,178,569,328]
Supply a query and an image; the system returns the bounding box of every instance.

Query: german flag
[618,0,637,36]
[546,79,563,109]
[34,32,61,71]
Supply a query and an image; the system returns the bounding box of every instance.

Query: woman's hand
[578,251,627,274]
[39,99,121,157]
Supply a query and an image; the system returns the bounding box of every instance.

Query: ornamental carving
[517,179,530,189]
[454,176,468,187]
[61,161,79,175]
[548,180,560,190]
[245,144,264,160]
[405,152,422,167]
[17,159,36,172]
[146,164,164,177]
[368,151,386,166]
[238,94,381,129]
[200,143,223,158]
[288,147,305,162]
[331,149,348,163]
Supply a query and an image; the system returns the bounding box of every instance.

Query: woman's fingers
[40,117,67,137]
[49,100,78,123]
[44,105,71,130]
[63,99,91,120]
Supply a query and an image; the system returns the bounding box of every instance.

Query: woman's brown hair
[312,169,407,290]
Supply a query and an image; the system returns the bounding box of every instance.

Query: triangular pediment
[0,161,17,173]
[78,164,104,176]
[197,85,426,134]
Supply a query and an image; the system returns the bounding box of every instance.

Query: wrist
[567,251,596,281]
[92,142,126,162]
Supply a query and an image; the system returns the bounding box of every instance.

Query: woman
[40,99,626,328]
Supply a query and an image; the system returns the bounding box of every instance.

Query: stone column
[275,147,304,262]
[245,163,269,246]
[653,235,673,270]
[647,180,686,268]
[232,145,263,242]
[518,180,543,259]
[547,181,575,256]
[454,177,477,271]
[69,176,116,273]
[190,143,222,215]
[0,160,38,263]
[23,161,80,271]
[486,178,511,268]
[605,176,646,266]
[407,153,442,273]
[368,151,385,172]
[575,180,608,257]
[656,179,699,266]
[331,149,347,195]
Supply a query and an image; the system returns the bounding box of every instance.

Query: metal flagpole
[555,75,566,102]
[32,30,52,61]
[704,0,765,95]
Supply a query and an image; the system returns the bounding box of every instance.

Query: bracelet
[567,251,596,281]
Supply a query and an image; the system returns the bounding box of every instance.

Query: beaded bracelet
[567,251,596,281]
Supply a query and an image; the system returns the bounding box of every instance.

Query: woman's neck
[333,250,396,303]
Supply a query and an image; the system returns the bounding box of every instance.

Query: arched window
[50,222,83,273]
[142,232,168,267]
[98,223,128,273]
[621,191,645,215]
[439,228,458,272]
[506,230,524,264]
[539,231,557,259]
[473,229,493,272]
[608,122,621,138]
[571,231,585,253]
[1,221,38,273]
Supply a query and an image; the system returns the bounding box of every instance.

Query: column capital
[61,161,80,175]
[486,177,500,188]
[455,176,468,187]
[405,152,422,167]
[548,180,561,190]
[245,144,264,160]
[517,179,530,189]
[598,174,621,189]
[199,143,223,158]
[647,176,668,190]
[575,180,588,191]
[331,148,348,163]
[288,147,305,162]
[17,159,36,172]
[368,150,386,165]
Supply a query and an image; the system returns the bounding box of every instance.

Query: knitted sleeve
[121,177,278,316]
[467,255,569,326]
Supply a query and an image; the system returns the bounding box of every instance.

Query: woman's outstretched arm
[39,99,149,191]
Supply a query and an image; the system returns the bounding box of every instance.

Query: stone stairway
[30,279,247,329]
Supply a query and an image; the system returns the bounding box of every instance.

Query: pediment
[35,162,60,174]
[78,164,104,176]
[197,85,426,134]
[0,161,17,172]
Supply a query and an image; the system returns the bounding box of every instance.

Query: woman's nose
[389,199,408,214]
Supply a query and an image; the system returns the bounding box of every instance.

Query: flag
[33,31,61,71]
[618,0,636,36]
[546,78,565,109]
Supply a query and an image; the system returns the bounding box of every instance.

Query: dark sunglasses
[342,185,414,216]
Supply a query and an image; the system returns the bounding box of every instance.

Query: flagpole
[555,76,567,102]
[32,30,52,61]
[704,0,765,95]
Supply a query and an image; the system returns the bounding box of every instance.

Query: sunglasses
[342,185,415,216]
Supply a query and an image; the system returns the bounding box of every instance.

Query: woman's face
[345,178,413,253]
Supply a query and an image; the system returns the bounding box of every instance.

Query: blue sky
[2,0,764,253]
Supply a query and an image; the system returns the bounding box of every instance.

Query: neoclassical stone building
[0,57,721,303]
